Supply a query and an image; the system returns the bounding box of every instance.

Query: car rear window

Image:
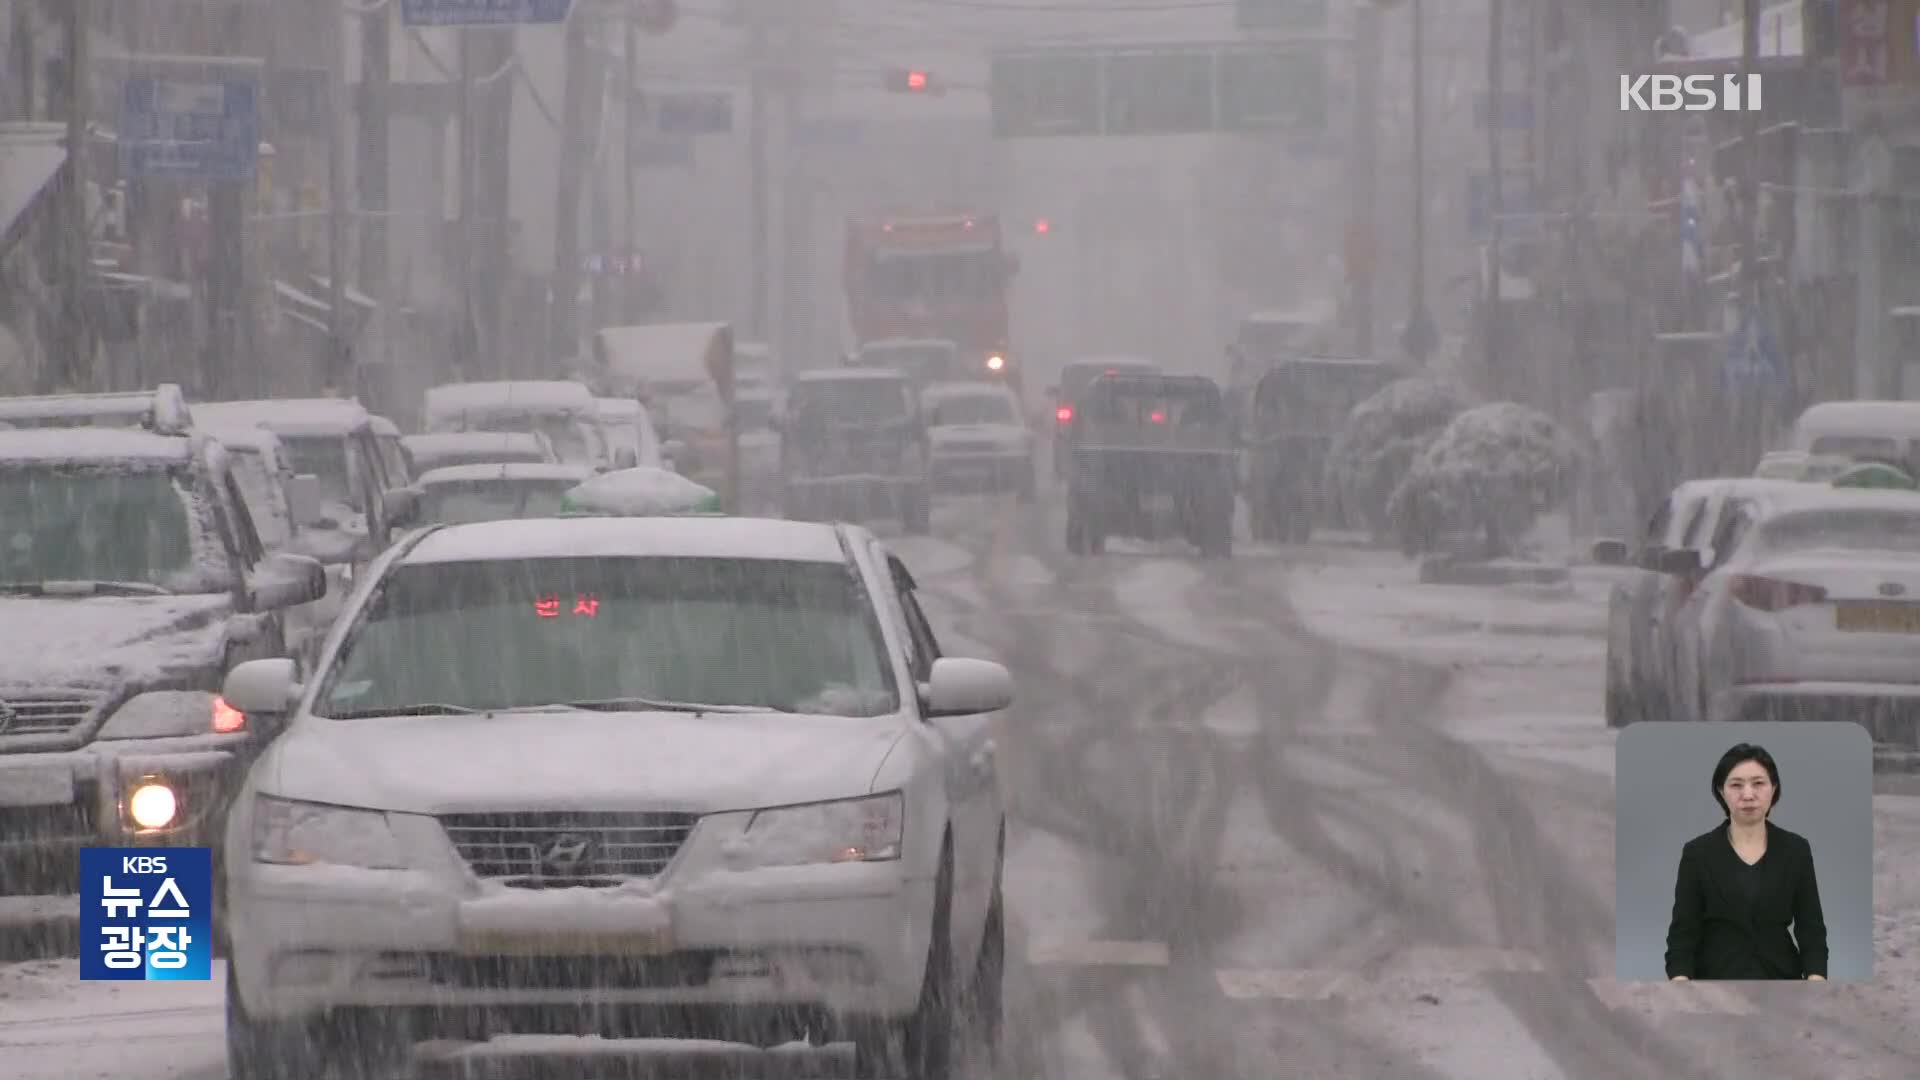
[1758,509,1920,554]
[1081,380,1226,427]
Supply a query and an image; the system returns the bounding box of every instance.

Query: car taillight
[1055,405,1073,423]
[1730,574,1828,612]
[212,694,246,733]
[1149,410,1166,424]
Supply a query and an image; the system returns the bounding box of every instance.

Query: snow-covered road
[6,492,1920,1078]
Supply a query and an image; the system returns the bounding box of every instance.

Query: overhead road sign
[400,0,574,28]
[992,42,1330,139]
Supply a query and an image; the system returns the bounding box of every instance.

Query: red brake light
[1055,405,1073,423]
[212,695,246,734]
[1730,575,1828,612]
[1149,410,1167,424]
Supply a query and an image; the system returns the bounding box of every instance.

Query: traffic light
[1033,217,1051,235]
[885,68,937,93]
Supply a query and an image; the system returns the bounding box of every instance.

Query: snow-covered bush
[1386,402,1582,559]
[1324,376,1476,536]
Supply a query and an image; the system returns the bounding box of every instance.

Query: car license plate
[0,760,75,809]
[1835,601,1920,634]
[458,926,674,957]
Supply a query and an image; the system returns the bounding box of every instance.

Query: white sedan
[1670,487,1920,753]
[921,381,1036,501]
[219,515,1013,1079]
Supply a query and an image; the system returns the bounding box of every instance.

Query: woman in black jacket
[1665,743,1828,981]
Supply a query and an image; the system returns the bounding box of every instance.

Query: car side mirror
[285,474,325,529]
[923,657,1014,718]
[381,486,423,528]
[1658,547,1703,575]
[223,657,302,721]
[1590,538,1629,566]
[247,552,327,612]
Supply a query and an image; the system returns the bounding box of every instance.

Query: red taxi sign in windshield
[536,593,600,618]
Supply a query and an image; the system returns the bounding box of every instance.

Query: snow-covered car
[1590,477,1766,726]
[192,398,422,572]
[414,462,595,525]
[1662,485,1920,753]
[921,381,1035,501]
[219,515,1013,1078]
[778,369,934,533]
[401,431,556,475]
[0,418,325,893]
[592,395,662,470]
[424,380,612,471]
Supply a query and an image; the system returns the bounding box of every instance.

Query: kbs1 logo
[79,848,213,981]
[1619,73,1763,112]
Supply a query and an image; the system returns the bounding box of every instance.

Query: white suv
[219,515,1013,1079]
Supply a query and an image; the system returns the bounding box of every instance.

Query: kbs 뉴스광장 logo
[79,847,213,981]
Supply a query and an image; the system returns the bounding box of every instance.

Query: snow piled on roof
[193,398,371,433]
[425,380,596,416]
[0,427,191,464]
[0,594,232,690]
[403,516,849,565]
[417,463,594,487]
[402,431,548,454]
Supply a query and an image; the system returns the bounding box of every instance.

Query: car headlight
[251,795,407,869]
[738,792,904,868]
[97,690,246,740]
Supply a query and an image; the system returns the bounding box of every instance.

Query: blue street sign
[119,74,260,182]
[401,0,573,28]
[653,92,732,136]
[1722,308,1785,392]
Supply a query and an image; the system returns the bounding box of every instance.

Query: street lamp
[1371,0,1435,364]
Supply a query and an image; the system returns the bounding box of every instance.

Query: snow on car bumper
[0,734,249,863]
[1714,682,1920,768]
[229,861,936,1023]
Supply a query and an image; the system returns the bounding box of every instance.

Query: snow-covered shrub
[1386,402,1582,559]
[1324,376,1476,536]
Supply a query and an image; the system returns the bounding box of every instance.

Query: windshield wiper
[0,580,170,597]
[328,703,479,719]
[559,697,783,715]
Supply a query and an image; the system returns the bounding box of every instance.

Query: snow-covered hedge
[1324,376,1476,536]
[1386,401,1582,558]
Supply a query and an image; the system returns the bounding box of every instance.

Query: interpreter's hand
[1670,976,1690,982]
[1808,974,1826,981]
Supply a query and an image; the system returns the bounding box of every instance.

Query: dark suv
[0,395,325,900]
[777,369,933,533]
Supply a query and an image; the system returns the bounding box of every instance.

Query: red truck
[844,209,1021,391]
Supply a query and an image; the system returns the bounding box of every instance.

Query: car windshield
[0,466,200,589]
[277,435,356,507]
[472,414,596,466]
[862,346,951,380]
[930,394,1014,426]
[318,556,899,718]
[793,381,910,423]
[1758,509,1920,554]
[420,479,573,525]
[865,250,1001,304]
[227,449,290,548]
[1084,381,1226,428]
[1063,363,1152,400]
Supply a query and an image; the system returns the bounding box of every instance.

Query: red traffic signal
[886,68,935,93]
[1033,217,1051,234]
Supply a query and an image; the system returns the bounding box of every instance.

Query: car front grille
[0,692,105,738]
[439,811,700,886]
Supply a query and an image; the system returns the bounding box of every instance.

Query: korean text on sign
[79,847,214,981]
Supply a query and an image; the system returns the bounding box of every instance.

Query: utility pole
[1737,0,1760,307]
[747,1,769,338]
[472,30,515,377]
[357,0,391,302]
[1484,0,1504,380]
[1349,2,1380,357]
[456,31,477,378]
[1402,0,1436,365]
[325,0,351,391]
[550,8,598,365]
[53,0,90,392]
[622,7,638,320]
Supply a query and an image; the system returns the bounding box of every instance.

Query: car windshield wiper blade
[559,697,782,715]
[0,580,169,596]
[329,703,480,719]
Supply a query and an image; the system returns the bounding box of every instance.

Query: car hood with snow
[261,708,908,814]
[0,593,234,689]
